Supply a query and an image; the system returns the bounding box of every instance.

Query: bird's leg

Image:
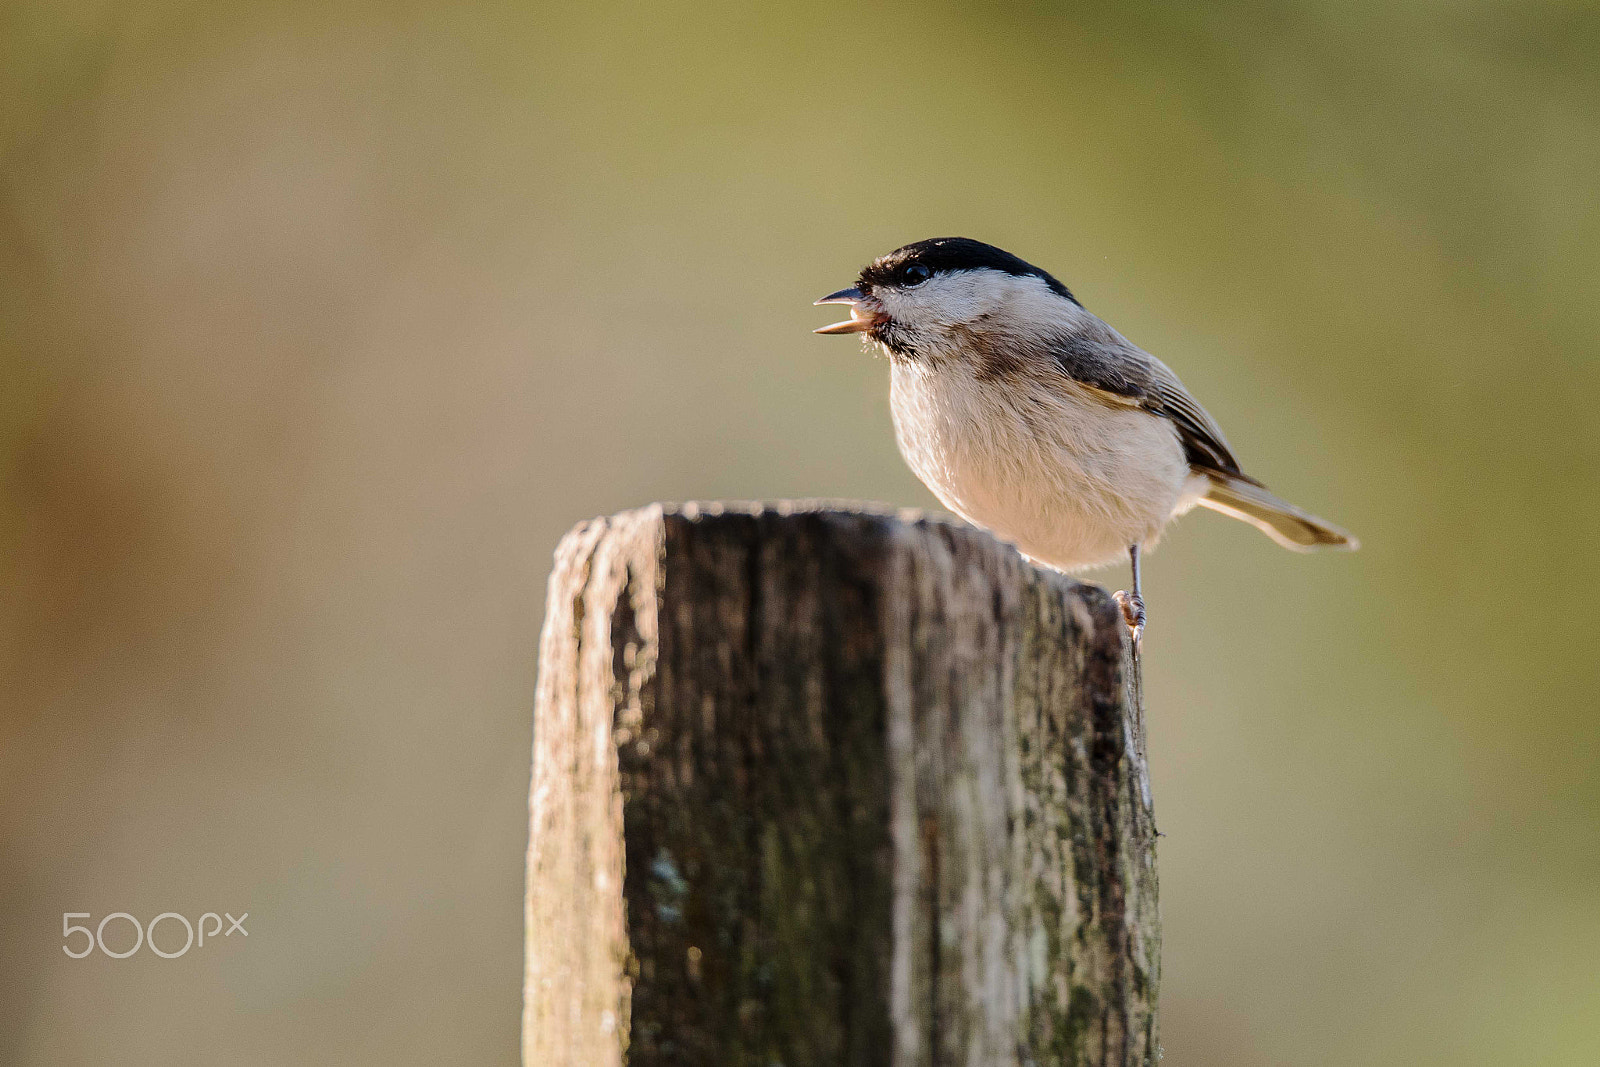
[1113,543,1146,648]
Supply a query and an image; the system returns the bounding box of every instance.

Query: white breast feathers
[888,358,1205,571]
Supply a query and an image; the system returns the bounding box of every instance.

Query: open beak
[813,287,885,334]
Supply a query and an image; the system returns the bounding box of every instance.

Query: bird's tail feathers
[1199,474,1358,552]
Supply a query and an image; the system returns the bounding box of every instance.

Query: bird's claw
[1113,589,1145,650]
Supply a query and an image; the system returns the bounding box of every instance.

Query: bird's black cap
[858,237,1078,305]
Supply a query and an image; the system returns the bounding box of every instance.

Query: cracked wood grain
[524,502,1159,1067]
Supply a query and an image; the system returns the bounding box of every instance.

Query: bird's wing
[1049,330,1254,481]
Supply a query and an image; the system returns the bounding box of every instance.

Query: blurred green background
[2,0,1597,1063]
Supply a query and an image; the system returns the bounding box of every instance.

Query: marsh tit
[815,237,1356,644]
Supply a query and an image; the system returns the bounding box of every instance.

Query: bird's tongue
[814,307,883,334]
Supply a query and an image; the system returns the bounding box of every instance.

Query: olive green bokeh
[2,1,1597,1064]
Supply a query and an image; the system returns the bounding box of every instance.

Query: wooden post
[524,503,1159,1066]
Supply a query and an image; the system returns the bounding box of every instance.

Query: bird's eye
[899,262,932,287]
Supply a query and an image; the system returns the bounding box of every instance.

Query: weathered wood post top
[525,501,1159,1066]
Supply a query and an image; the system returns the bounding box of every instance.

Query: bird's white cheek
[876,272,1011,329]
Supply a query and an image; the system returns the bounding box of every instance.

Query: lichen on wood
[524,502,1159,1067]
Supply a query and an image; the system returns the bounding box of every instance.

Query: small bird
[814,237,1355,644]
